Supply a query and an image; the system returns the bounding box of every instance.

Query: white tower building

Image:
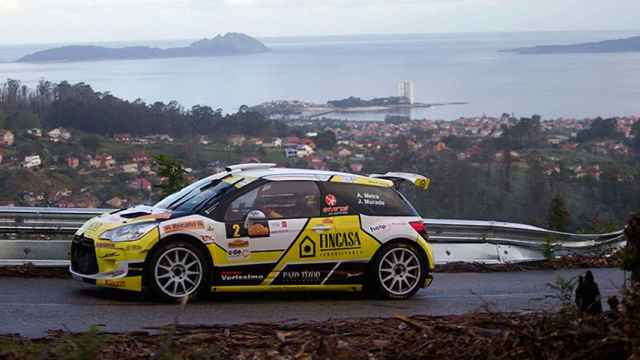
[397,80,415,104]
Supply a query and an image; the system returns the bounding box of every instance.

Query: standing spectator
[575,271,603,315]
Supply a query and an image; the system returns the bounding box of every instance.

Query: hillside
[17,33,269,63]
[505,35,640,54]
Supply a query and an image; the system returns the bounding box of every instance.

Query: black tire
[144,240,211,302]
[368,242,426,300]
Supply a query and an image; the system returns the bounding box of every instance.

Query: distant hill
[505,35,640,55]
[17,33,269,63]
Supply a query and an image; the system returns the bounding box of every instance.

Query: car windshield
[155,177,236,212]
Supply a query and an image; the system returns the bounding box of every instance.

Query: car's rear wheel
[145,241,209,302]
[370,243,425,299]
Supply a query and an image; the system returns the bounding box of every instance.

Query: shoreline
[301,101,469,119]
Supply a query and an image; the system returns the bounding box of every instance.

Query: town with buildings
[0,113,638,213]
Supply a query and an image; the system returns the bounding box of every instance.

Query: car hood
[76,205,177,239]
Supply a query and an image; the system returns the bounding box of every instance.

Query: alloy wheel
[154,247,203,298]
[378,247,421,296]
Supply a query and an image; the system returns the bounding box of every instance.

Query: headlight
[101,223,157,242]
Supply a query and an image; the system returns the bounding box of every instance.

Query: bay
[1,31,639,120]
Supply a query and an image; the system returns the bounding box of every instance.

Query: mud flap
[422,274,433,288]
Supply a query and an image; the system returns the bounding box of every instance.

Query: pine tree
[548,194,571,232]
[154,154,188,198]
[632,122,640,154]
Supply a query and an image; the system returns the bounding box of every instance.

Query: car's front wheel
[370,243,425,299]
[145,241,209,302]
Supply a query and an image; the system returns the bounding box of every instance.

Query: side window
[224,187,260,222]
[320,183,417,217]
[224,181,320,221]
[317,183,358,216]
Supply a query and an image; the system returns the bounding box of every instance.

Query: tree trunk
[625,213,640,283]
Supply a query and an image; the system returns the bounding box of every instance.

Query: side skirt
[211,284,363,293]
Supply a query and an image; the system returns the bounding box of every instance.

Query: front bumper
[70,261,145,291]
[69,232,158,292]
[69,262,129,281]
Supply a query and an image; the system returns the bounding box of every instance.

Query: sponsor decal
[323,262,367,285]
[343,271,364,278]
[299,232,363,258]
[319,232,363,257]
[325,194,337,206]
[357,192,385,206]
[201,235,215,244]
[163,220,205,234]
[272,263,336,285]
[228,238,250,259]
[95,241,116,249]
[104,279,126,288]
[299,236,317,258]
[227,248,251,259]
[123,244,142,251]
[322,205,350,215]
[220,271,264,282]
[322,194,347,214]
[369,224,389,233]
[128,264,145,275]
[320,232,361,251]
[229,239,249,249]
[248,223,270,237]
[281,271,323,283]
[270,220,289,233]
[322,218,334,224]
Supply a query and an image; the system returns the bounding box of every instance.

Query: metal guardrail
[426,219,625,264]
[0,207,627,267]
[0,207,109,234]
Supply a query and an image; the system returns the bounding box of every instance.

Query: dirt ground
[1,300,638,360]
[1,261,637,360]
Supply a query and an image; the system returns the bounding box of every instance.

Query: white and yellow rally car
[70,164,434,301]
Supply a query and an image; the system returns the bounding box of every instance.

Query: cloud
[0,0,19,10]
[192,0,450,9]
[223,0,255,6]
[0,0,638,44]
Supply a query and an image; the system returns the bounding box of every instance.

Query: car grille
[71,235,99,275]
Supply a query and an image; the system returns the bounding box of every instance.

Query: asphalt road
[0,268,626,337]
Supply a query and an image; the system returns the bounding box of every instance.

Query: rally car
[70,164,435,301]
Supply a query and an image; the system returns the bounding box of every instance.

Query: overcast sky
[1,0,639,44]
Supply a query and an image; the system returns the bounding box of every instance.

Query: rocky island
[17,33,269,63]
[505,35,640,54]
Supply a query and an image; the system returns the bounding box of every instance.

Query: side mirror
[244,209,267,234]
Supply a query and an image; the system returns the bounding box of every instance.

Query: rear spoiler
[369,172,431,191]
